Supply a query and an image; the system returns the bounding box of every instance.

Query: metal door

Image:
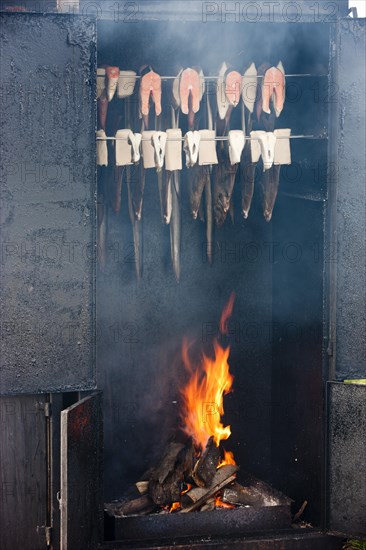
[60,392,103,550]
[0,395,48,550]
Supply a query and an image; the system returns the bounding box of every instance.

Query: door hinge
[44,402,51,417]
[327,340,335,357]
[36,402,52,417]
[36,525,52,546]
[45,526,52,547]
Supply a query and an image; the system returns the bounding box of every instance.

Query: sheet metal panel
[334,18,366,380]
[0,13,97,394]
[327,382,366,537]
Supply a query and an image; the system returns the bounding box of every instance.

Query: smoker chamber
[0,1,365,549]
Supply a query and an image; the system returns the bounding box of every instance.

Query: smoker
[0,1,365,549]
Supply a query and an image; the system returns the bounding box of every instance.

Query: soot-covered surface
[0,14,96,394]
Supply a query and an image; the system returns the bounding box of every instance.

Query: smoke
[97,16,334,502]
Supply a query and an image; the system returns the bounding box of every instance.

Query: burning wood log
[192,436,220,487]
[181,486,207,507]
[200,497,215,512]
[221,481,265,510]
[236,472,292,507]
[148,440,194,506]
[181,464,238,513]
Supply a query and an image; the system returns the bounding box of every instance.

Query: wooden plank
[60,392,103,550]
[0,395,47,550]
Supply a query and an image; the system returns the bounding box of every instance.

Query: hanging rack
[97,73,328,81]
[96,135,327,142]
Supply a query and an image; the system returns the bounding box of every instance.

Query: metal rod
[97,73,328,80]
[96,135,327,142]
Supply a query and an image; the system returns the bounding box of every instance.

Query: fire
[218,450,236,468]
[215,495,235,509]
[219,292,235,335]
[170,502,181,512]
[180,294,236,455]
[181,483,192,495]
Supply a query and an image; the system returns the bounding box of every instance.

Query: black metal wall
[0,14,97,394]
[334,18,366,381]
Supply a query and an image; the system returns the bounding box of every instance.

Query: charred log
[181,464,238,513]
[221,481,265,510]
[192,436,220,487]
[105,494,156,517]
[148,440,194,506]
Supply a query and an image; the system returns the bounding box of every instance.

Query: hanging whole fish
[97,89,109,131]
[97,166,108,272]
[204,170,213,264]
[126,160,144,221]
[126,165,143,279]
[170,170,181,281]
[159,169,173,224]
[188,164,210,220]
[213,147,237,227]
[240,143,256,219]
[262,164,281,222]
[168,76,183,280]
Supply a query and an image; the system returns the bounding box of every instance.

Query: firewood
[200,497,215,512]
[238,472,292,506]
[149,440,194,506]
[181,487,207,507]
[221,481,265,510]
[119,494,155,516]
[192,436,220,487]
[181,464,238,513]
[135,481,149,495]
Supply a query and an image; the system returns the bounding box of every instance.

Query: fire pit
[105,295,293,541]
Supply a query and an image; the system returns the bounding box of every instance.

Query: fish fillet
[225,70,242,107]
[262,67,285,117]
[139,69,162,128]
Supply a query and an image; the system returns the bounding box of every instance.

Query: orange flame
[218,450,236,468]
[219,292,235,335]
[215,495,236,509]
[181,484,192,495]
[180,295,236,453]
[170,502,181,512]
